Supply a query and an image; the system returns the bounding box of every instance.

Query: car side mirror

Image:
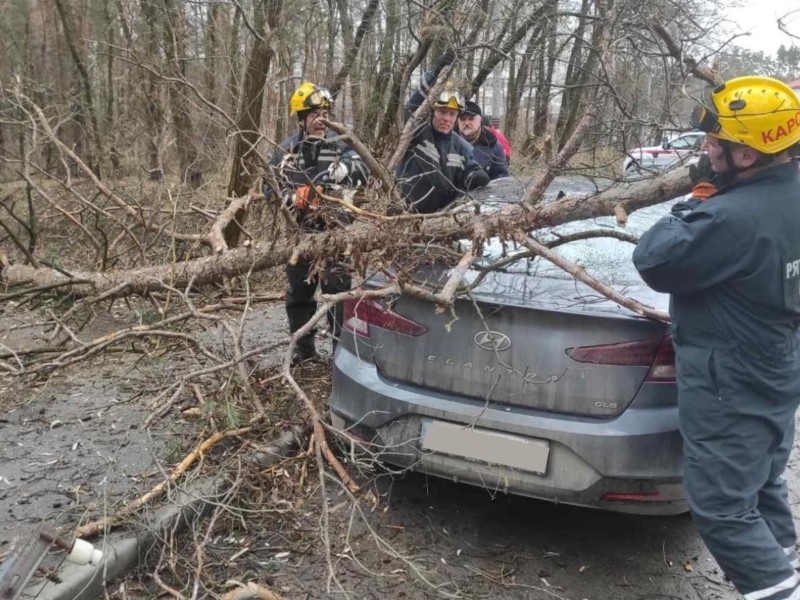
[661,139,670,150]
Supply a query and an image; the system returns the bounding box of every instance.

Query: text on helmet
[761,111,800,145]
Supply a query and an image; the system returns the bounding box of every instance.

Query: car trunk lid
[359,267,669,418]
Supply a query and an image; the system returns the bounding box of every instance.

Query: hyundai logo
[474,330,511,352]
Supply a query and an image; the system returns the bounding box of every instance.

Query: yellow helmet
[289,82,333,116]
[431,82,464,111]
[690,76,800,154]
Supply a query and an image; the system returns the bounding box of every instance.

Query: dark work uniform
[265,129,368,354]
[633,160,800,600]
[396,122,489,214]
[467,126,509,180]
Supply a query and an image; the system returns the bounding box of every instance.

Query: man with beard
[634,76,800,600]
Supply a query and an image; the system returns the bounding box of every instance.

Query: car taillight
[646,336,676,382]
[565,335,675,383]
[342,298,427,338]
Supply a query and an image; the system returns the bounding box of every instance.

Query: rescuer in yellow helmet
[634,75,800,600]
[263,82,369,364]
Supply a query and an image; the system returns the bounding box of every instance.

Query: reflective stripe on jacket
[396,122,486,214]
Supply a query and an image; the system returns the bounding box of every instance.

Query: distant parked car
[623,132,705,174]
[329,189,687,516]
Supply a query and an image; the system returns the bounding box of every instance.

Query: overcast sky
[724,1,799,55]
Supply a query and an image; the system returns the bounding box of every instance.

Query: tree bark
[140,0,165,180]
[470,5,546,97]
[328,0,380,96]
[2,171,693,298]
[204,3,221,108]
[225,0,283,248]
[530,0,558,140]
[553,0,591,150]
[161,0,200,185]
[361,0,399,144]
[504,29,538,139]
[53,0,102,176]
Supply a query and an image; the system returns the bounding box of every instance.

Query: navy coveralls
[633,160,800,600]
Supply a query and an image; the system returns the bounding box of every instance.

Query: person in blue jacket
[457,100,509,180]
[633,75,800,600]
[396,82,489,214]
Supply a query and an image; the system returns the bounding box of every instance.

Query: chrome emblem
[474,330,511,352]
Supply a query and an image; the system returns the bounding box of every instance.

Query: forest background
[1,0,800,598]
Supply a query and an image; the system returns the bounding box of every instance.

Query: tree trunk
[374,38,431,148]
[556,14,604,151]
[329,0,380,97]
[161,0,200,185]
[470,5,546,97]
[228,4,242,110]
[2,172,694,298]
[362,0,398,144]
[53,0,102,176]
[224,0,284,248]
[103,0,121,171]
[204,3,220,108]
[140,0,164,180]
[553,0,591,150]
[504,30,538,139]
[532,2,558,140]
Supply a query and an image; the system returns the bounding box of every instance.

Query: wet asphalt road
[367,468,739,599]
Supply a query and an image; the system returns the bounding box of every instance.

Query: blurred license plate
[420,419,549,474]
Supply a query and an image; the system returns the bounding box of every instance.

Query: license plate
[420,419,549,475]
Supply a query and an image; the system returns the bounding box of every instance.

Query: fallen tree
[1,168,691,298]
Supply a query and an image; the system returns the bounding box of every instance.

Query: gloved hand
[688,154,716,201]
[327,160,350,184]
[464,167,490,191]
[419,70,437,96]
[291,185,323,210]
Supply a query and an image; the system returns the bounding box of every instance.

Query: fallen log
[1,170,692,298]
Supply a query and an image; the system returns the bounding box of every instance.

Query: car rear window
[474,202,676,286]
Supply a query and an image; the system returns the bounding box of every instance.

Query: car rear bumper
[329,347,687,515]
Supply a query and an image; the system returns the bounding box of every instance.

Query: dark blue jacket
[469,126,509,180]
[267,129,368,190]
[264,129,368,229]
[633,160,800,357]
[396,122,489,214]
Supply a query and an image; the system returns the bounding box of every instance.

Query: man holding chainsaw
[263,82,369,364]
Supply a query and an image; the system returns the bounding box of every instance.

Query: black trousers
[285,261,351,348]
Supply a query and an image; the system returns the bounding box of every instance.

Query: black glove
[464,168,490,191]
[689,153,713,186]
[687,154,717,201]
